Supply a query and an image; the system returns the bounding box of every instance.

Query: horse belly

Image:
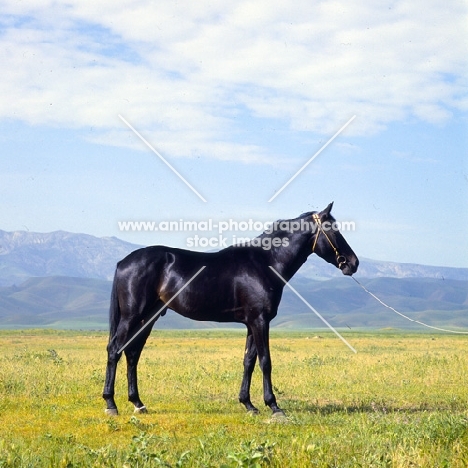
[164,293,244,323]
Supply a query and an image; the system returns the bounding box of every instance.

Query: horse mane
[227,212,317,249]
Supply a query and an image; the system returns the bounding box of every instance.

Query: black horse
[103,202,358,416]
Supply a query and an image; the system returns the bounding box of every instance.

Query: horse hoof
[105,408,118,416]
[134,405,147,414]
[269,411,289,423]
[247,409,260,416]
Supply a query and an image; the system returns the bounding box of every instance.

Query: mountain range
[2,229,467,286]
[0,229,467,330]
[0,230,140,287]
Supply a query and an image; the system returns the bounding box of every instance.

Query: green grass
[0,329,468,467]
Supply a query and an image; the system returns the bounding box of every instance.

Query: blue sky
[1,1,467,268]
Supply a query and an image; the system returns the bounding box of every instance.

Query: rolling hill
[0,275,467,331]
[276,276,468,330]
[0,229,467,330]
[0,276,111,329]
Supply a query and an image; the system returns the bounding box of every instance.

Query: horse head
[311,202,359,276]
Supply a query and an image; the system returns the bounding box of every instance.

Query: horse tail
[108,269,121,338]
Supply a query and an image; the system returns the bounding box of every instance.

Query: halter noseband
[311,213,347,270]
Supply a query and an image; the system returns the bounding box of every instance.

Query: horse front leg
[239,327,259,414]
[250,317,285,415]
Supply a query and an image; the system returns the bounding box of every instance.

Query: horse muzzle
[339,255,359,276]
[337,255,347,270]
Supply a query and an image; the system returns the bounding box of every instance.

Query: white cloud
[391,150,439,164]
[0,0,466,163]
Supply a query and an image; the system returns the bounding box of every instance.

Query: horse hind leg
[103,364,120,415]
[103,308,156,415]
[125,301,167,413]
[103,327,125,416]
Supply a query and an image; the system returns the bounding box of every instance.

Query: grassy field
[0,329,468,467]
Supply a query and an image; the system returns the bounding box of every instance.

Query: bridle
[311,213,347,270]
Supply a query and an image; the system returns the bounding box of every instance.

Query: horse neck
[268,231,313,281]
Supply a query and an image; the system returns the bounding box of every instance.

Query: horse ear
[319,202,334,220]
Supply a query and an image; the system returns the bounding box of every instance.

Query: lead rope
[351,276,468,334]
